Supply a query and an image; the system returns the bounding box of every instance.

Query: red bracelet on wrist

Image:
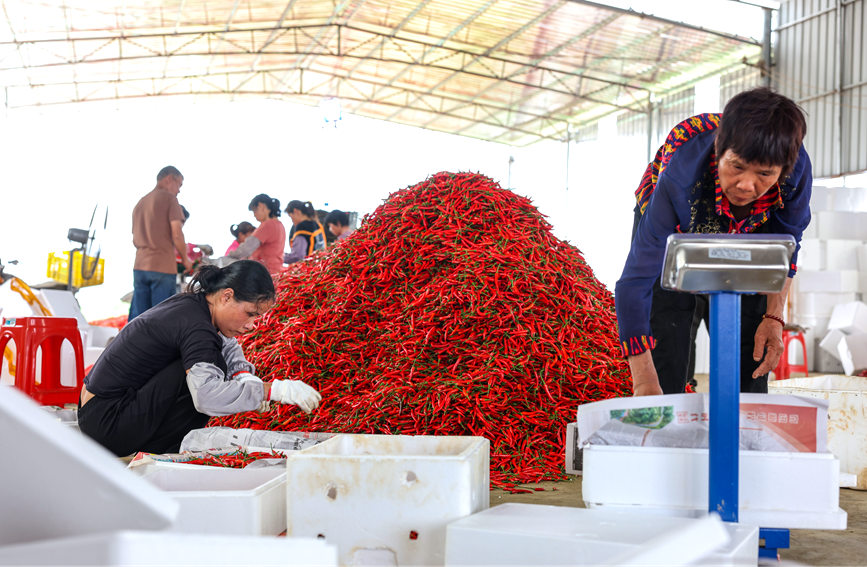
[762,313,785,326]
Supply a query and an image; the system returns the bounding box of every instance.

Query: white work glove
[269,380,321,414]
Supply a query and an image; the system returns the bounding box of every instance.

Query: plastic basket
[47,251,104,288]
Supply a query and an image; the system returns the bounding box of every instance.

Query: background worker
[284,200,326,264]
[227,194,286,274]
[324,210,353,242]
[225,221,255,255]
[129,165,191,322]
[78,260,321,456]
[615,87,812,396]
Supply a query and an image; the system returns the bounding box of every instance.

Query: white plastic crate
[582,445,847,530]
[0,530,337,566]
[134,462,287,536]
[285,434,489,566]
[0,387,176,546]
[444,503,758,567]
[770,375,867,489]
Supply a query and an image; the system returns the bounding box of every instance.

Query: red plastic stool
[773,324,809,381]
[0,316,84,406]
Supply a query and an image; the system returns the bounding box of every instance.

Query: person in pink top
[224,222,255,255]
[227,194,286,274]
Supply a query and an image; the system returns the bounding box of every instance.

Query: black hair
[248,194,281,218]
[157,165,183,181]
[286,200,317,218]
[186,260,276,304]
[180,205,190,221]
[230,221,255,240]
[716,87,807,178]
[324,210,350,227]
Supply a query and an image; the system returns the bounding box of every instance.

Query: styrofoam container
[134,462,287,536]
[796,238,821,270]
[828,301,867,334]
[793,314,830,337]
[816,211,867,240]
[830,186,867,212]
[814,338,846,373]
[797,270,860,293]
[444,503,758,567]
[837,332,867,375]
[770,375,867,489]
[581,445,846,530]
[819,328,846,361]
[285,434,489,566]
[796,292,858,318]
[0,530,337,566]
[86,324,119,348]
[809,186,832,211]
[825,239,865,270]
[0,386,177,546]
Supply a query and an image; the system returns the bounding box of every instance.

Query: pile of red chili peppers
[211,172,632,491]
[183,448,286,468]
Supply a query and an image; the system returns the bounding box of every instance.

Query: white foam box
[0,531,337,566]
[86,324,119,349]
[794,314,831,338]
[771,375,867,489]
[858,244,867,296]
[796,238,822,270]
[828,300,867,334]
[285,434,489,566]
[825,239,865,270]
[814,337,846,373]
[833,186,867,212]
[837,332,867,376]
[797,270,860,293]
[795,292,858,318]
[819,328,846,361]
[816,211,867,240]
[444,503,758,567]
[0,386,176,547]
[581,445,846,530]
[859,244,867,270]
[810,186,833,211]
[134,462,287,536]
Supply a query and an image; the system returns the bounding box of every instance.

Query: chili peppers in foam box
[577,393,828,453]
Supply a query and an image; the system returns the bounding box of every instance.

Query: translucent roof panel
[0,0,761,145]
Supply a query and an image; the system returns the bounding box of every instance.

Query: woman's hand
[269,379,322,413]
[752,317,784,379]
[628,350,664,396]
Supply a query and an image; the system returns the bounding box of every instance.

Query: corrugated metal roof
[0,0,761,145]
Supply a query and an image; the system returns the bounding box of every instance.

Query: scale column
[708,292,741,523]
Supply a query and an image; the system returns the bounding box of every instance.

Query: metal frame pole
[708,292,741,522]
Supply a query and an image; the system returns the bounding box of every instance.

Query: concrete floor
[489,373,867,566]
[490,478,867,566]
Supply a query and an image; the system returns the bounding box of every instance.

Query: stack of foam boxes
[792,186,867,373]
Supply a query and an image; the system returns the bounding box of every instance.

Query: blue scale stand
[661,234,797,560]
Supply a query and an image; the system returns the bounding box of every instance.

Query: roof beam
[566,0,761,45]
